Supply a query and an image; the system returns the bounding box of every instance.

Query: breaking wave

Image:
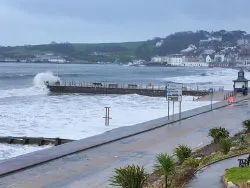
[0,72,60,99]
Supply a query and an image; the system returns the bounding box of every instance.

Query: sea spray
[0,72,60,99]
[33,72,60,87]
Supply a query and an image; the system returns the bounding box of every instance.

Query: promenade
[186,154,249,188]
[0,97,249,188]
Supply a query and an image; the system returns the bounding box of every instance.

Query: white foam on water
[0,72,60,99]
[0,94,213,140]
[162,68,249,90]
[0,144,50,162]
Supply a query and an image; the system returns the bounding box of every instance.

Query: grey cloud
[0,0,250,45]
[3,0,250,22]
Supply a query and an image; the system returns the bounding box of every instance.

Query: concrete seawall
[0,95,249,178]
[47,85,209,97]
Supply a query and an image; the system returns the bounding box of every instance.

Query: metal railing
[52,81,225,92]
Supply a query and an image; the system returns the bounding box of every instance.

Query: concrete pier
[47,83,210,97]
[0,95,249,188]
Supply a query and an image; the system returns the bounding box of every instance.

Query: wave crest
[0,72,60,99]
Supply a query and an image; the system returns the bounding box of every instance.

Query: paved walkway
[0,99,250,188]
[197,91,231,101]
[186,154,249,188]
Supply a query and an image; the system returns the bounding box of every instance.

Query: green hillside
[0,30,248,63]
[0,41,146,62]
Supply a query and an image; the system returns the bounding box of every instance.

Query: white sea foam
[0,144,50,162]
[33,72,60,86]
[0,72,59,99]
[0,94,213,140]
[162,68,250,90]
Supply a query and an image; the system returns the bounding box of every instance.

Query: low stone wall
[223,175,238,188]
[223,174,250,188]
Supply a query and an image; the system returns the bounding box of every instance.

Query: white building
[181,44,197,53]
[244,60,250,70]
[181,62,209,67]
[214,54,225,63]
[169,54,183,66]
[237,39,250,46]
[151,56,162,63]
[206,55,212,63]
[200,36,222,43]
[151,56,169,63]
[34,54,66,63]
[155,40,163,47]
[48,57,66,63]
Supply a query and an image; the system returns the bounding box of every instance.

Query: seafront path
[0,96,250,188]
[185,154,249,188]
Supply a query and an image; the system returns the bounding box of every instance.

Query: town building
[32,53,66,63]
[206,55,212,63]
[214,54,225,63]
[237,39,250,46]
[151,56,169,63]
[181,62,208,67]
[168,54,183,66]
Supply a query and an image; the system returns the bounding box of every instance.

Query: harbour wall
[47,85,210,97]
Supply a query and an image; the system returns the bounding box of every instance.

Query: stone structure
[233,69,249,92]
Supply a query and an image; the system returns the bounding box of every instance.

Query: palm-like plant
[153,153,175,188]
[174,145,192,164]
[242,120,250,133]
[208,127,230,144]
[109,164,148,188]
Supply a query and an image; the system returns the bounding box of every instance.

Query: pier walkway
[46,82,222,97]
[0,96,249,188]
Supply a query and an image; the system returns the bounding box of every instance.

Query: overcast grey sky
[1,0,250,46]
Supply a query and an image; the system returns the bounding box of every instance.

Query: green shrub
[208,127,230,144]
[220,139,232,155]
[210,154,224,162]
[199,156,212,165]
[242,120,250,133]
[109,164,149,188]
[238,135,247,145]
[183,157,200,168]
[238,145,248,151]
[174,145,192,164]
[153,153,175,188]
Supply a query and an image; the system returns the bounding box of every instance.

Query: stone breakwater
[47,85,209,97]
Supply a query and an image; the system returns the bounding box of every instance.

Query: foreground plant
[209,127,230,144]
[238,135,247,146]
[242,120,250,133]
[174,145,192,164]
[109,164,149,188]
[183,157,200,168]
[153,153,175,188]
[220,139,232,154]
